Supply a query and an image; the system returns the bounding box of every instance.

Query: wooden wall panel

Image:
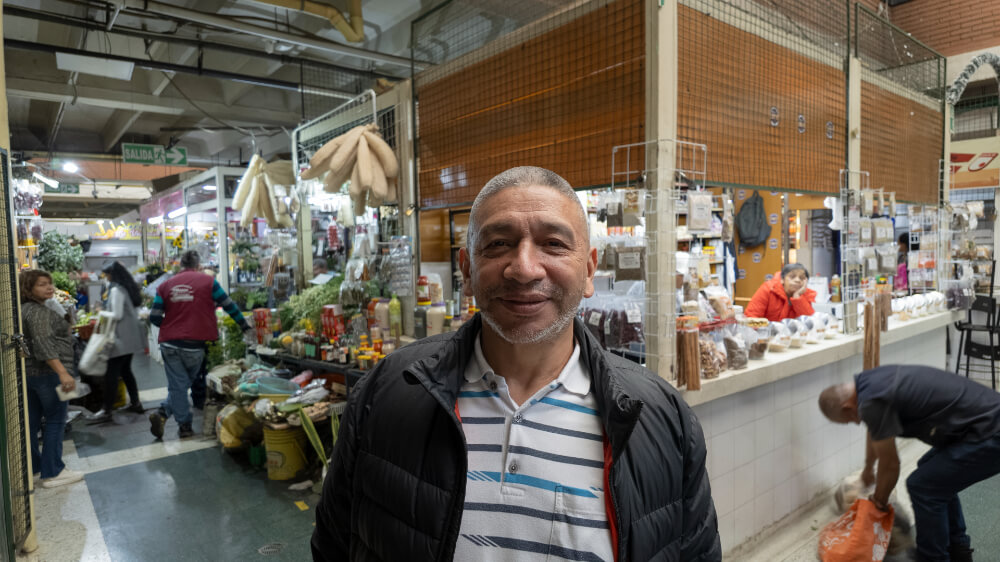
[860,81,942,203]
[416,0,644,207]
[732,189,785,305]
[678,5,847,194]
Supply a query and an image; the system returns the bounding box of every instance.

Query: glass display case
[140,167,245,291]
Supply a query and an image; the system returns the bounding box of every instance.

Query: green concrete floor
[958,471,1000,555]
[73,353,320,560]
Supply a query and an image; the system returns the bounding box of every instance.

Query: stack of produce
[233,156,297,228]
[299,124,399,216]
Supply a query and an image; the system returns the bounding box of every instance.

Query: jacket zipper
[439,396,468,560]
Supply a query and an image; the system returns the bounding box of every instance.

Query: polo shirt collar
[463,331,590,397]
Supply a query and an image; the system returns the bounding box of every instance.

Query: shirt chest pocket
[548,486,612,562]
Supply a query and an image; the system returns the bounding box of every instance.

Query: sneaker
[41,469,84,489]
[86,410,113,424]
[178,423,194,438]
[149,410,166,439]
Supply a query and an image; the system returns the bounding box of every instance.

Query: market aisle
[18,354,322,561]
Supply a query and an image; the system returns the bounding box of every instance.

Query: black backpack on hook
[735,191,770,248]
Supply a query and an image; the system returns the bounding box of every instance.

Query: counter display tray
[252,352,367,393]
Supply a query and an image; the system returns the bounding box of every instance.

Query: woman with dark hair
[19,269,84,488]
[745,263,817,321]
[88,261,145,423]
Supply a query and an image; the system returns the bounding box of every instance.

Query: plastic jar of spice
[426,302,447,336]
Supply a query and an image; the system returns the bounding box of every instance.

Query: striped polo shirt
[454,334,612,562]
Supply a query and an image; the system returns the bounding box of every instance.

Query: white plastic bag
[79,312,117,376]
[55,380,91,401]
[148,324,163,365]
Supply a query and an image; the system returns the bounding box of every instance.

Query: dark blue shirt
[856,365,1000,448]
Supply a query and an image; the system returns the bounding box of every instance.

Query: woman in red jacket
[745,263,816,321]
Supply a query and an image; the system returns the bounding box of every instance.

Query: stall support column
[644,0,678,379]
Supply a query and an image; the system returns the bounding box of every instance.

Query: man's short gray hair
[466,166,588,250]
[180,250,201,270]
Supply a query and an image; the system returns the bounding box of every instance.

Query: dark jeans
[26,372,67,478]
[190,354,207,409]
[103,353,140,412]
[159,344,205,426]
[906,434,1000,561]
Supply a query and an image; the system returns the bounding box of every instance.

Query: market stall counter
[685,309,957,555]
[251,351,366,394]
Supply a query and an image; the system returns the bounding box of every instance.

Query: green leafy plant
[206,316,247,370]
[37,231,84,273]
[50,271,75,293]
[246,289,269,310]
[278,275,343,331]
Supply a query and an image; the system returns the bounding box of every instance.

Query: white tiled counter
[681,310,957,555]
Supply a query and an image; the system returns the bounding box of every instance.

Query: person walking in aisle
[20,269,84,488]
[312,166,720,561]
[87,261,146,424]
[819,364,1000,562]
[148,250,252,439]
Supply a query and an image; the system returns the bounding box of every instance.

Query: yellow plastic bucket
[263,426,307,481]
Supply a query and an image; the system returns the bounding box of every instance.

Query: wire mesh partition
[854,4,944,204]
[953,95,999,141]
[606,139,707,380]
[299,61,373,122]
[412,0,645,208]
[677,0,850,195]
[0,147,31,558]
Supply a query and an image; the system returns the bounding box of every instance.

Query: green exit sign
[122,143,187,166]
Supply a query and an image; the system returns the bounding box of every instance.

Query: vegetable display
[299,124,399,216]
[37,231,84,273]
[278,275,343,332]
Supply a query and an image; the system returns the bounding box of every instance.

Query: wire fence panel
[678,0,851,195]
[0,148,31,558]
[855,4,944,204]
[413,0,645,208]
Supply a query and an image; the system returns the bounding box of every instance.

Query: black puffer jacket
[313,315,720,561]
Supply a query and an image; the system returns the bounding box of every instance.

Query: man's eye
[487,240,508,248]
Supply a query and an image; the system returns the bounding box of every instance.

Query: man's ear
[459,247,473,297]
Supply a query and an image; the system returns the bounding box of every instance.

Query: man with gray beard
[312,166,720,562]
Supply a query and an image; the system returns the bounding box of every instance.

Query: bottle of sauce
[388,294,402,342]
[416,275,430,302]
[414,299,431,338]
[375,298,391,332]
[426,302,447,336]
[366,298,379,332]
[830,274,841,303]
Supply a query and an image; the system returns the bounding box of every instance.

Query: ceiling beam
[103,43,199,151]
[6,77,302,126]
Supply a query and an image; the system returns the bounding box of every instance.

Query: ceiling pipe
[248,0,363,43]
[6,39,356,100]
[117,0,422,70]
[3,5,404,81]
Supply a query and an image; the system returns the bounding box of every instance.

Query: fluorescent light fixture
[55,52,134,81]
[62,162,79,173]
[32,172,59,188]
[148,215,164,225]
[203,185,217,191]
[167,207,188,219]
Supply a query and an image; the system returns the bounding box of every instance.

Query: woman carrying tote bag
[88,262,145,423]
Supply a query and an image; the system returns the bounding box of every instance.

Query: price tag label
[589,311,602,326]
[618,252,641,269]
[626,303,642,323]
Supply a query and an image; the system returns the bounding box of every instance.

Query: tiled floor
[17,354,321,562]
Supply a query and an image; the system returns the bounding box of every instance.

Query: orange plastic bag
[818,498,894,562]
